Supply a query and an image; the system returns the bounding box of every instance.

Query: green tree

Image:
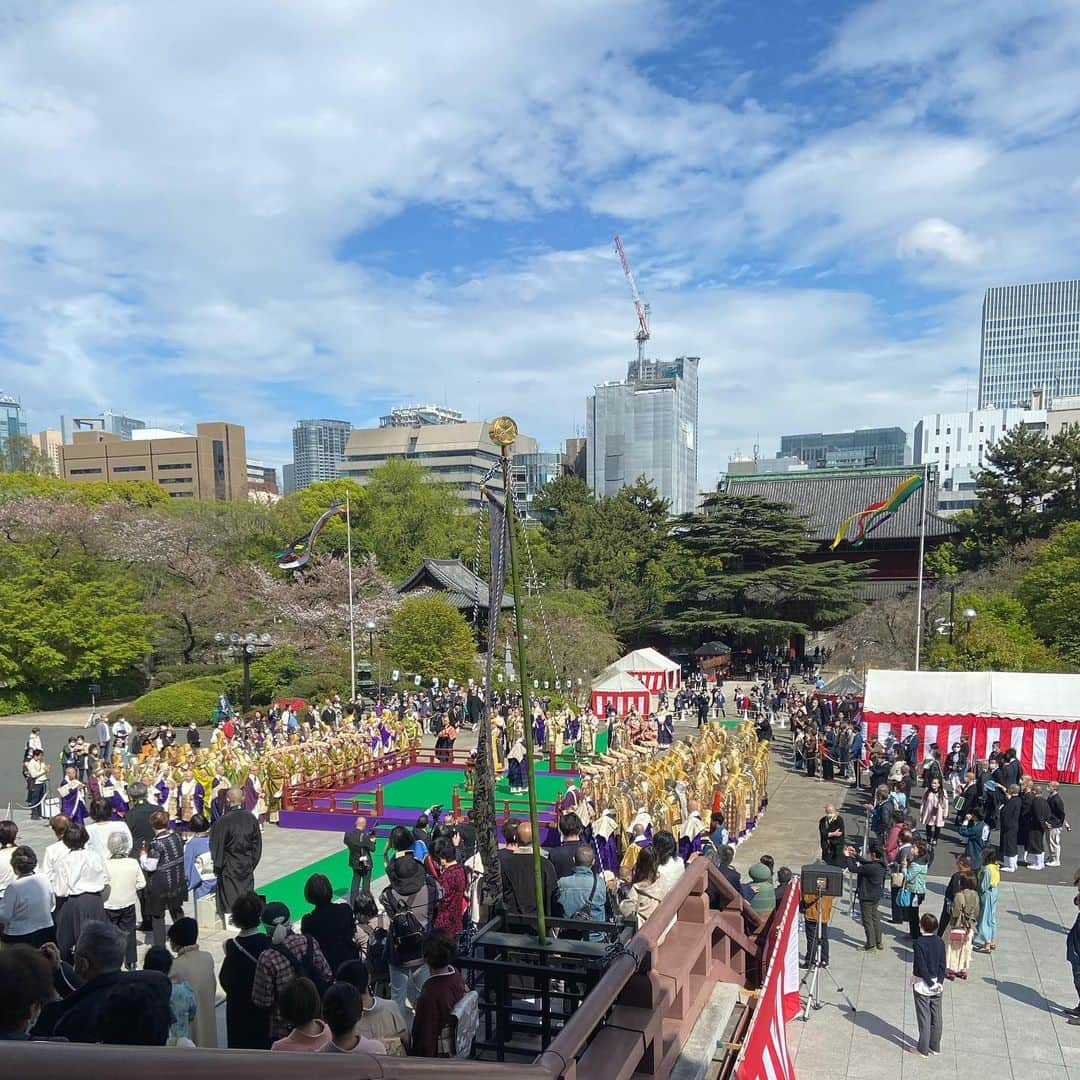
[518,588,622,685]
[274,478,367,560]
[1047,424,1080,524]
[1,435,55,475]
[385,594,478,683]
[353,459,471,579]
[659,493,867,645]
[1016,521,1080,667]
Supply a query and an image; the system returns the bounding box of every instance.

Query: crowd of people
[802,719,1074,1058]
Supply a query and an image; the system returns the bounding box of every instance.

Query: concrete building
[727,454,807,477]
[979,279,1080,408]
[1043,392,1080,437]
[291,419,352,490]
[563,437,587,479]
[338,421,538,511]
[31,429,63,474]
[0,390,29,471]
[586,356,699,515]
[913,406,1046,512]
[59,422,247,501]
[282,462,297,496]
[379,404,465,427]
[60,410,145,444]
[246,460,279,497]
[779,427,908,470]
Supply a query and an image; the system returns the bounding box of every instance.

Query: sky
[1,0,1079,485]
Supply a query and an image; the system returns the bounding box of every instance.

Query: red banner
[735,881,801,1080]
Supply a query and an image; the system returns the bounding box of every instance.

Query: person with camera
[843,842,886,951]
[344,815,377,904]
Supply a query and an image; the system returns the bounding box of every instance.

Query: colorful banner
[735,880,801,1080]
[274,503,347,570]
[830,471,924,549]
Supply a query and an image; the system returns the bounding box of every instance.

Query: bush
[0,689,34,715]
[113,677,224,726]
[150,663,231,689]
[287,672,348,703]
[246,647,318,706]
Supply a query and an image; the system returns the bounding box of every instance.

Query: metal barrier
[1,859,768,1079]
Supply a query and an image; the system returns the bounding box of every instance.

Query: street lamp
[363,619,380,696]
[215,630,273,713]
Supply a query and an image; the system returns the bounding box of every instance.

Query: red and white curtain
[627,669,668,694]
[591,689,651,717]
[861,712,1080,783]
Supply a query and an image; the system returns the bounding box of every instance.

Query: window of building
[159,477,193,485]
[112,465,147,473]
[168,491,195,498]
[157,462,192,471]
[69,467,103,475]
[212,439,226,500]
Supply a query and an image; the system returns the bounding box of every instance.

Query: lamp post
[215,632,273,714]
[364,619,379,696]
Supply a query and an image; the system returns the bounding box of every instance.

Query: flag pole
[913,464,929,672]
[346,494,357,703]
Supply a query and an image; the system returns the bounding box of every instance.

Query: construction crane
[613,234,650,364]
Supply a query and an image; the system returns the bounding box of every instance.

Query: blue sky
[1,0,1078,483]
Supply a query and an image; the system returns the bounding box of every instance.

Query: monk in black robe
[210,787,263,917]
[999,784,1021,872]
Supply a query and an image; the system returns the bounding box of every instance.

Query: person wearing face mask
[0,945,58,1040]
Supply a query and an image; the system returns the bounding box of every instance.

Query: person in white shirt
[42,813,72,903]
[85,798,133,862]
[104,830,145,970]
[0,820,19,899]
[111,717,132,763]
[0,845,55,947]
[54,821,108,962]
[24,750,50,820]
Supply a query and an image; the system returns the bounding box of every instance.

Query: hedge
[112,676,224,727]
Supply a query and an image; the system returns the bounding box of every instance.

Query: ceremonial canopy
[863,669,1080,782]
[591,669,651,717]
[612,647,681,692]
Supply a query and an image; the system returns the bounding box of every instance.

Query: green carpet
[378,767,571,808]
[262,838,389,914]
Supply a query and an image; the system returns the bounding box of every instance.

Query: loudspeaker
[800,862,844,898]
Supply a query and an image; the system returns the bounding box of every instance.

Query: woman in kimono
[974,845,1000,952]
[58,767,88,825]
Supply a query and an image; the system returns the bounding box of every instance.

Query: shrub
[150,663,231,689]
[0,689,34,715]
[113,677,223,726]
[287,672,348,703]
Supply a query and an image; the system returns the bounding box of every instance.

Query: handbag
[897,887,912,907]
[952,795,966,814]
[948,927,969,944]
[891,870,906,887]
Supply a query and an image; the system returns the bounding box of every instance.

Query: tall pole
[913,464,929,672]
[346,494,357,703]
[500,442,547,945]
[948,585,956,646]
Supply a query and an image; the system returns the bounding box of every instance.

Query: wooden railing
[0,859,769,1079]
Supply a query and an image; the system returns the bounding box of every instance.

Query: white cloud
[897,218,984,266]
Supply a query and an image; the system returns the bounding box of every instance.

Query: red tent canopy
[591,669,651,717]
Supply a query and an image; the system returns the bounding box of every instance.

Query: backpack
[437,988,479,1059]
[570,875,599,921]
[383,884,430,966]
[272,935,330,997]
[365,926,391,982]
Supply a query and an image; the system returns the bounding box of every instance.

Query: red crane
[613,234,650,363]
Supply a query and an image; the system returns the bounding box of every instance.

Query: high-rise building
[779,428,908,470]
[586,356,699,515]
[282,462,297,496]
[338,421,538,511]
[0,391,29,472]
[379,405,465,427]
[291,419,353,489]
[979,279,1080,408]
[60,410,145,444]
[59,422,246,501]
[31,429,63,474]
[913,406,1046,512]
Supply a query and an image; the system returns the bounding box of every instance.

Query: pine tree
[659,493,867,644]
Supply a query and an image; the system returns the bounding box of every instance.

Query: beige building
[31,429,63,474]
[59,422,247,501]
[1047,395,1080,437]
[338,421,538,509]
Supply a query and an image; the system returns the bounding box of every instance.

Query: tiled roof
[397,558,514,610]
[720,467,958,543]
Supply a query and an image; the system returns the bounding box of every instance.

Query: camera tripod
[799,909,856,1020]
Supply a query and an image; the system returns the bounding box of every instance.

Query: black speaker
[800,863,844,898]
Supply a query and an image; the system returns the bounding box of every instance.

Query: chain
[519,512,558,682]
[471,496,486,632]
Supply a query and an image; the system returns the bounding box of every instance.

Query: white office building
[913,406,1046,512]
[979,279,1080,408]
[291,418,353,489]
[586,356,699,515]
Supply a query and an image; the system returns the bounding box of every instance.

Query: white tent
[863,669,1080,782]
[613,648,681,692]
[591,669,651,717]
